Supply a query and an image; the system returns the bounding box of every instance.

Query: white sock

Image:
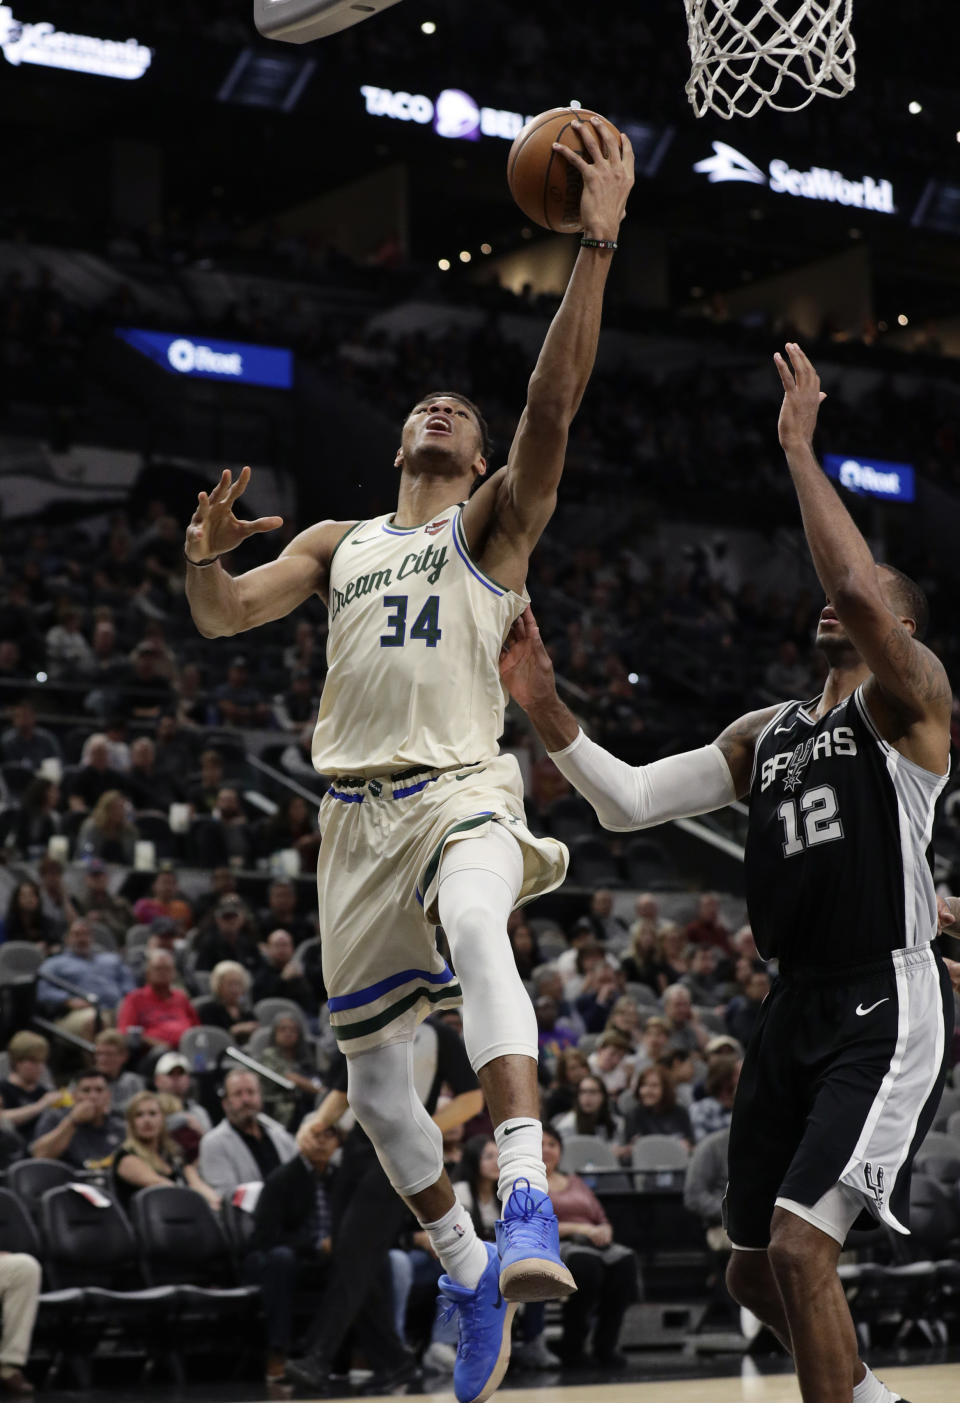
[421,1200,489,1291]
[495,1118,549,1204]
[853,1365,899,1403]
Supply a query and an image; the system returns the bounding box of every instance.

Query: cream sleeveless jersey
[311,506,526,778]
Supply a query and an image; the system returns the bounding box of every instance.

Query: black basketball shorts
[724,943,953,1249]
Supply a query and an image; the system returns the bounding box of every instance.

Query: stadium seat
[6,1160,75,1221]
[548,795,599,846]
[631,1134,689,1190]
[132,810,180,861]
[568,834,623,887]
[253,996,308,1029]
[132,1185,249,1289]
[245,1026,273,1060]
[932,1086,960,1132]
[220,1196,258,1262]
[625,982,660,1008]
[0,1189,88,1385]
[0,1186,42,1256]
[1,764,34,797]
[131,1186,261,1371]
[560,1135,632,1192]
[0,941,45,983]
[916,1130,960,1162]
[40,1185,144,1291]
[178,1025,232,1070]
[621,836,679,890]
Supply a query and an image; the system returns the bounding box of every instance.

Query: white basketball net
[684,0,856,119]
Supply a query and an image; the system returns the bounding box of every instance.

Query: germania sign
[694,141,895,215]
[0,5,152,79]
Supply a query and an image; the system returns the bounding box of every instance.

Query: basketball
[506,107,622,233]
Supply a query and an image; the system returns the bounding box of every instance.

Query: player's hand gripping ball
[507,107,624,233]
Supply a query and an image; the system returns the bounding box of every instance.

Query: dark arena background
[1,0,960,1400]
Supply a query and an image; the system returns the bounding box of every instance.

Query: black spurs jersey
[744,684,948,972]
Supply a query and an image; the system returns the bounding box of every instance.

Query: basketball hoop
[254,0,403,43]
[683,0,856,119]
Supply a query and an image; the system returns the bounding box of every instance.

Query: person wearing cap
[154,1051,211,1137]
[214,657,271,730]
[193,896,259,974]
[72,860,135,946]
[129,918,192,989]
[36,919,136,1037]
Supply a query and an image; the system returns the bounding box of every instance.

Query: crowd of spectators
[0,821,806,1388]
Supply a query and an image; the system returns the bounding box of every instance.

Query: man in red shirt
[117,949,199,1051]
[683,892,731,953]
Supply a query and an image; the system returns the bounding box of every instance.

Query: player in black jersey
[499,343,953,1403]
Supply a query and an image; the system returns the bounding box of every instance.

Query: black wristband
[580,237,618,250]
[184,547,222,568]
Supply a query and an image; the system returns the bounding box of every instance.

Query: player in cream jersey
[185,116,633,1403]
[313,505,523,776]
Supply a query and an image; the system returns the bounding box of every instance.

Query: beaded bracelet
[581,237,618,250]
[183,548,222,568]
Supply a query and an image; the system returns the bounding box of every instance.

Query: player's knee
[444,902,497,956]
[725,1251,768,1309]
[767,1215,825,1287]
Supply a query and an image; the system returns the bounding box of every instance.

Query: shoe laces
[504,1178,554,1251]
[436,1281,501,1362]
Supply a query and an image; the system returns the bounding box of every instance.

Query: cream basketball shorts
[316,751,568,1055]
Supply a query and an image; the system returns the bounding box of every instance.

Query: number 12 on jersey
[777,783,844,857]
[380,595,442,648]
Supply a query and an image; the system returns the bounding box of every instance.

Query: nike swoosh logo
[775,724,794,734]
[856,998,890,1016]
[455,767,486,781]
[351,536,379,545]
[502,1121,536,1134]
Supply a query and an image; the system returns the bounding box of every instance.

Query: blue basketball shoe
[495,1178,577,1302]
[437,1242,517,1403]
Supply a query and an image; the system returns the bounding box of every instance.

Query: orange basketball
[506,107,622,233]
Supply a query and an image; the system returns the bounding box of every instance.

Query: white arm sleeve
[547,729,737,832]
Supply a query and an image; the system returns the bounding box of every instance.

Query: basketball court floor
[39,1351,960,1403]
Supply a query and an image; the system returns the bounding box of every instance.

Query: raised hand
[185,466,283,565]
[774,342,827,452]
[499,605,558,711]
[553,116,635,243]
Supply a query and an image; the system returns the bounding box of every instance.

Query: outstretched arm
[494,120,634,548]
[499,606,770,829]
[775,345,951,754]
[184,466,351,637]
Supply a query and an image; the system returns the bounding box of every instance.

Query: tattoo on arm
[714,706,781,800]
[878,626,952,711]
